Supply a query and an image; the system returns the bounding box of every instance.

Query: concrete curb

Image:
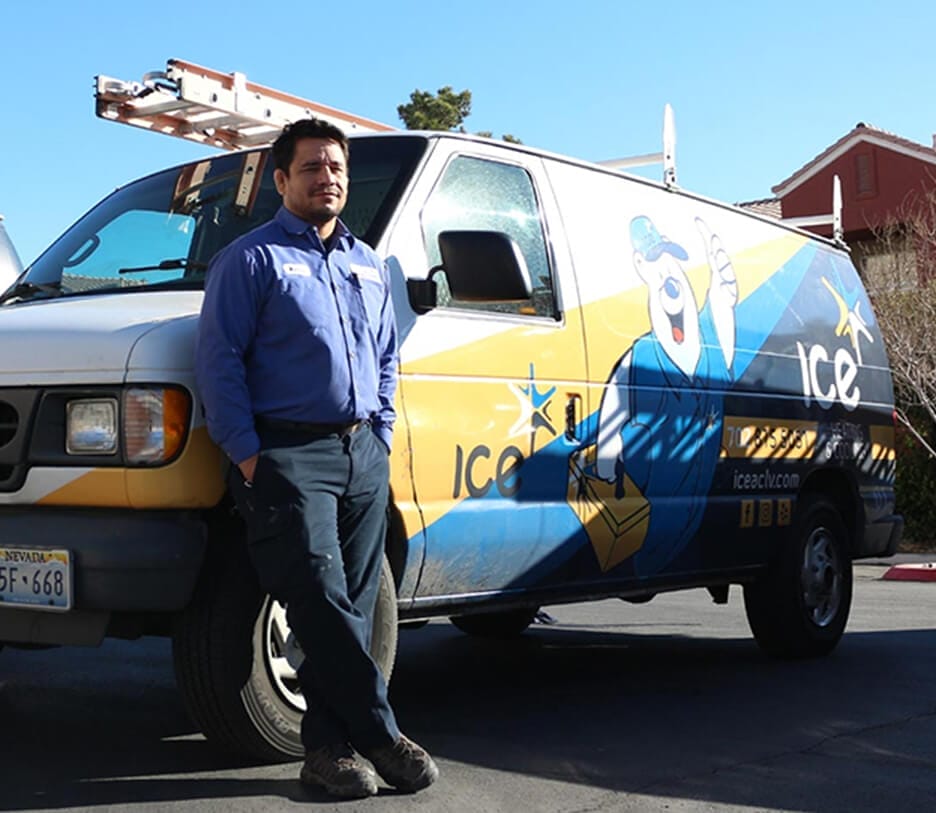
[854,553,936,582]
[881,562,936,582]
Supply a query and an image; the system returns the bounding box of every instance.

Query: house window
[855,152,877,198]
[854,234,917,292]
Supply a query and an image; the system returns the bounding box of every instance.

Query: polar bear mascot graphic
[568,214,738,575]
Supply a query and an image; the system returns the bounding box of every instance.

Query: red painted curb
[881,563,936,581]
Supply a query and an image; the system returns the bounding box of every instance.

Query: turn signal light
[123,387,191,464]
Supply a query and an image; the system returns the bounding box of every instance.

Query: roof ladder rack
[597,103,678,188]
[94,58,394,151]
[782,174,846,246]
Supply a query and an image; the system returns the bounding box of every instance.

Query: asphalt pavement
[1,560,934,813]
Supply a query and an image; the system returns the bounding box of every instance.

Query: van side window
[421,156,556,318]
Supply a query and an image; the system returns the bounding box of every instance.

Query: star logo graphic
[508,363,557,456]
[821,276,873,364]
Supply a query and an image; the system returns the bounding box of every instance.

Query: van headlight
[66,399,119,454]
[64,387,191,464]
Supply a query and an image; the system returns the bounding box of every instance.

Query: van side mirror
[407,230,532,314]
[438,230,532,302]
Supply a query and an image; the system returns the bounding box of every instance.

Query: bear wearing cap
[593,214,738,576]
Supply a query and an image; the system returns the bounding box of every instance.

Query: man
[195,118,438,799]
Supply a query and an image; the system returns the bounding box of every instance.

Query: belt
[256,416,369,437]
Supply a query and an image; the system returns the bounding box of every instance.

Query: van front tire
[743,495,852,659]
[172,547,398,762]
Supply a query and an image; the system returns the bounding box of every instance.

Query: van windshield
[12,135,426,301]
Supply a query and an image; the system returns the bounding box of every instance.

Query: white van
[0,130,902,760]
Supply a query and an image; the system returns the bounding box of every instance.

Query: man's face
[274,137,348,231]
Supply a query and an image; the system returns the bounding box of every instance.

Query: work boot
[300,743,378,799]
[363,734,439,792]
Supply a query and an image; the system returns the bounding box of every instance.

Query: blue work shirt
[195,206,398,465]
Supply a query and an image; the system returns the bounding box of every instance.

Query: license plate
[0,547,71,611]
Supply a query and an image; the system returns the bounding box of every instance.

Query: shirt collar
[275,206,355,248]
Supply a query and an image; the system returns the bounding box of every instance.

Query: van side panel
[546,160,896,580]
[385,147,896,609]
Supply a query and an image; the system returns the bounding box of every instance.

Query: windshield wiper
[0,280,63,305]
[118,258,207,274]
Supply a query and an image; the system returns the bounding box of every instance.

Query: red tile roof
[737,197,782,219]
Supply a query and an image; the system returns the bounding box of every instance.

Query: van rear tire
[172,547,398,762]
[743,495,852,659]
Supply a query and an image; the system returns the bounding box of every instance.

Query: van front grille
[0,401,18,447]
[0,390,40,492]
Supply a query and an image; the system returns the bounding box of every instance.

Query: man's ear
[273,168,287,196]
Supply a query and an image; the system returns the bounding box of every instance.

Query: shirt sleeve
[370,259,399,452]
[194,243,265,464]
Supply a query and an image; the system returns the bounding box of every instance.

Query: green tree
[397,87,472,132]
[398,88,522,144]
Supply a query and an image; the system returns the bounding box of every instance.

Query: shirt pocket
[278,274,333,333]
[353,274,386,329]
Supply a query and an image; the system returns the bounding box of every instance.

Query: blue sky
[3,0,935,264]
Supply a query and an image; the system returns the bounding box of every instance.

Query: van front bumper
[0,508,206,645]
[857,513,904,559]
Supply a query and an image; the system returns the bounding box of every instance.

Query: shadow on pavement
[0,616,934,810]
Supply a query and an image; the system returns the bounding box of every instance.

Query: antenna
[663,103,677,189]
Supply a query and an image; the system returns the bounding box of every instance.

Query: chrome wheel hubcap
[801,527,842,627]
[259,597,306,712]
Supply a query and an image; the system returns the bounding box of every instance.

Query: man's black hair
[271,118,350,173]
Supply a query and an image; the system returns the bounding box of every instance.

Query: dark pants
[230,421,400,752]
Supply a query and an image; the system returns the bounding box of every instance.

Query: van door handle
[565,394,582,441]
